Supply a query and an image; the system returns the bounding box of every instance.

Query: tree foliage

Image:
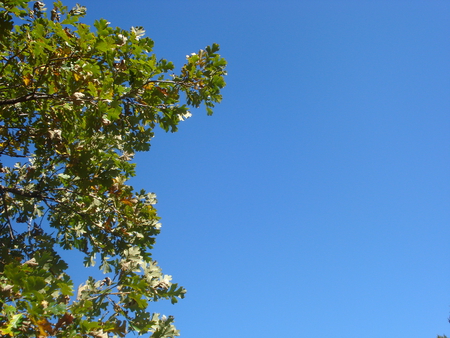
[0,0,227,336]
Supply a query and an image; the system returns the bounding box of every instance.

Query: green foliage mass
[0,0,227,336]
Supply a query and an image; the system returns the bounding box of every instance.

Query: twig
[0,188,15,239]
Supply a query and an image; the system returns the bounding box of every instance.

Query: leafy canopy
[0,0,226,337]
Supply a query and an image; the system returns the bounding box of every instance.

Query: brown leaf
[54,313,74,331]
[36,318,53,336]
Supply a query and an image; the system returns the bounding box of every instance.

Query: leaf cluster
[0,0,226,336]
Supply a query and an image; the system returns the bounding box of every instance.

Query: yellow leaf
[121,198,134,206]
[143,82,154,90]
[31,317,53,337]
[23,74,32,86]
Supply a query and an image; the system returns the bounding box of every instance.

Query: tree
[0,1,227,336]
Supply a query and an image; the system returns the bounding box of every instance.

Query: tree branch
[0,189,15,239]
[0,185,43,199]
[0,92,60,107]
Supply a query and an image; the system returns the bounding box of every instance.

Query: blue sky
[69,1,449,337]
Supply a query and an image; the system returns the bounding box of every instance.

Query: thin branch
[0,137,29,158]
[118,79,183,101]
[0,92,60,107]
[0,45,28,76]
[0,189,15,239]
[0,185,43,199]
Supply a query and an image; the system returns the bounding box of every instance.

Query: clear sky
[66,1,450,337]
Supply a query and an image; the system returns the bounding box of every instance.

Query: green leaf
[0,313,24,336]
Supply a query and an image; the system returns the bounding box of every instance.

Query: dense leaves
[0,0,226,336]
